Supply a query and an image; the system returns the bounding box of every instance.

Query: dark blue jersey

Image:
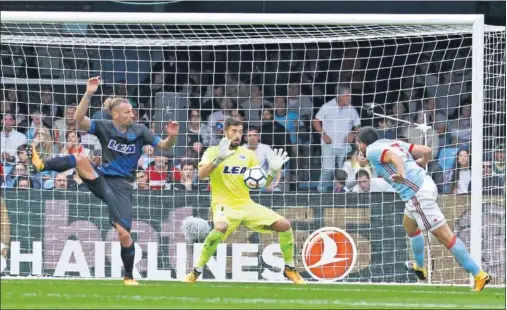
[88,120,161,180]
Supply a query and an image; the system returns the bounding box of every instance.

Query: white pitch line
[4,292,501,309]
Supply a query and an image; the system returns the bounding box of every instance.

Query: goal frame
[0,11,486,285]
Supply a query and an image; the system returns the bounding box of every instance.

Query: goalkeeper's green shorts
[211,203,284,240]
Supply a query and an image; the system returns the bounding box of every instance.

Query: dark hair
[247,126,260,133]
[16,176,31,188]
[224,118,243,130]
[17,144,27,154]
[334,169,348,182]
[451,149,471,190]
[355,169,370,180]
[181,160,196,169]
[357,126,379,146]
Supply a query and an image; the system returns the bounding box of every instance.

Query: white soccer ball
[243,166,267,190]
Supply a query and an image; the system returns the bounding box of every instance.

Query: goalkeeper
[183,118,305,284]
[30,77,179,286]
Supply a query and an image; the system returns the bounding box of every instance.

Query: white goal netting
[0,17,505,285]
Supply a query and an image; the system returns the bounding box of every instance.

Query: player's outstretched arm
[74,76,100,131]
[410,144,432,168]
[383,150,406,183]
[265,148,289,187]
[156,121,180,150]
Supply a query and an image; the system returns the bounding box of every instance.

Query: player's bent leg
[74,154,100,181]
[30,144,77,173]
[431,223,490,291]
[114,222,138,286]
[402,214,427,281]
[183,221,228,283]
[269,219,305,284]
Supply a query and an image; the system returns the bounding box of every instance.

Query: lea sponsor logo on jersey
[108,140,136,154]
[302,227,358,282]
[222,166,248,174]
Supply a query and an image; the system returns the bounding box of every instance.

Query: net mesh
[0,19,505,285]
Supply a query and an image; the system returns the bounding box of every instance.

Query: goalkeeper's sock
[43,155,77,172]
[279,228,295,268]
[121,242,135,278]
[448,235,481,276]
[409,229,425,268]
[196,229,224,271]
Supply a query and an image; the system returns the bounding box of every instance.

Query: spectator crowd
[1,40,505,196]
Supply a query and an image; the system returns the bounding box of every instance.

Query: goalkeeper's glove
[267,148,290,177]
[212,137,236,166]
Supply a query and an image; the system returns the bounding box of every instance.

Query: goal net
[0,12,505,285]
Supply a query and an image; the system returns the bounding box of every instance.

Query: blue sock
[44,155,76,172]
[410,230,425,268]
[448,236,481,276]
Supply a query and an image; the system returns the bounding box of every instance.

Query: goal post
[0,11,505,286]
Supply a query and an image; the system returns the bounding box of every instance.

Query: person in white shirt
[351,169,395,193]
[243,127,281,192]
[313,84,361,192]
[1,113,27,164]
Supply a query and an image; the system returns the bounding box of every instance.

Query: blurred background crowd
[1,37,505,195]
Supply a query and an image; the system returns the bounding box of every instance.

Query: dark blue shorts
[82,166,134,232]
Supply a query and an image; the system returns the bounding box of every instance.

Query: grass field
[1,279,505,309]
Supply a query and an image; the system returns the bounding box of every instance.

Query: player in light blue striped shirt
[356,126,490,291]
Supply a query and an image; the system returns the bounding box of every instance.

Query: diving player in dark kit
[30,76,179,285]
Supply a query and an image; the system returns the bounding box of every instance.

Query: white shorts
[404,175,446,232]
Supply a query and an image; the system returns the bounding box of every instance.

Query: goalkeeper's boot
[124,276,139,286]
[473,271,491,292]
[283,266,306,284]
[404,261,427,281]
[183,268,201,283]
[28,144,44,172]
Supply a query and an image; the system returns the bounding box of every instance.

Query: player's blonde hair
[104,97,129,114]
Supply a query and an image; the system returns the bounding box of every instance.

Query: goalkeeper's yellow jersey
[199,146,260,209]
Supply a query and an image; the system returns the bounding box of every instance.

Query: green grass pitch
[1,279,505,309]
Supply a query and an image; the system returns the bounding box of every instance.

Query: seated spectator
[114,79,138,108]
[173,160,199,191]
[16,176,31,190]
[405,111,439,159]
[135,170,150,190]
[334,169,350,193]
[287,83,313,120]
[186,109,209,147]
[39,86,61,121]
[375,118,396,140]
[5,163,40,189]
[206,97,236,146]
[16,145,29,164]
[53,105,78,151]
[53,172,69,190]
[492,143,505,178]
[274,96,300,145]
[146,155,170,190]
[423,97,447,147]
[240,84,273,127]
[26,109,49,141]
[200,85,224,121]
[389,102,410,138]
[449,105,471,149]
[88,148,102,167]
[137,71,172,119]
[481,161,505,195]
[243,127,281,192]
[259,108,291,151]
[32,127,58,187]
[61,131,87,157]
[1,113,27,165]
[342,148,375,189]
[351,169,395,193]
[138,145,155,170]
[450,149,471,194]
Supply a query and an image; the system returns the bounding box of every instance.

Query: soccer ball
[243,166,267,190]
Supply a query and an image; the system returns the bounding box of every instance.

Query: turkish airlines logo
[302,227,357,282]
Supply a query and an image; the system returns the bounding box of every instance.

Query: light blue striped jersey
[365,139,425,201]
